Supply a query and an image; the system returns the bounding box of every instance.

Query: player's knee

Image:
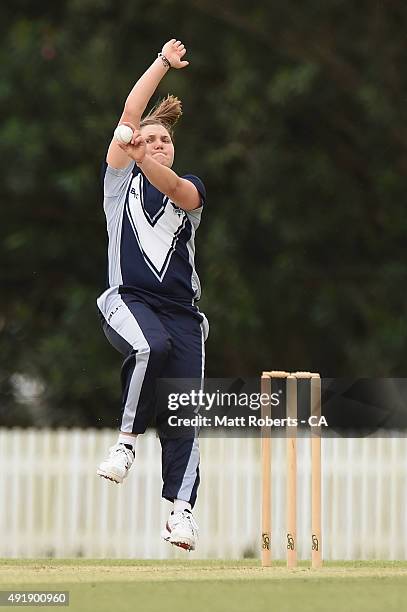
[147,336,172,362]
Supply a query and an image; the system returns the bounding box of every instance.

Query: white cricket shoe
[161,510,199,551]
[97,443,134,484]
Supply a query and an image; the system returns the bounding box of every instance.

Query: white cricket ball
[114,124,133,144]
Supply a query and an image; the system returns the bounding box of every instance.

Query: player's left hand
[161,39,189,69]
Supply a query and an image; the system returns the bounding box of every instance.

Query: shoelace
[171,511,198,533]
[109,444,133,466]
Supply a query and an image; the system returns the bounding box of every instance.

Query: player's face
[141,124,175,167]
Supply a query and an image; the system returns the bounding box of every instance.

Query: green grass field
[1,559,407,612]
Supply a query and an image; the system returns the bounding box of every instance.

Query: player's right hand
[117,125,146,164]
[161,39,189,69]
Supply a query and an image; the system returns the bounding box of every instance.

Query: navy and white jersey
[97,160,206,309]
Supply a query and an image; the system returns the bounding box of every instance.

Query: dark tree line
[1,0,406,426]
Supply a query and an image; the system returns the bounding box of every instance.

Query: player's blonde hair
[140,94,182,138]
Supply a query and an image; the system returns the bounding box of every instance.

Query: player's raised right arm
[107,39,189,169]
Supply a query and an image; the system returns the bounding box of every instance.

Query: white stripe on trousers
[97,290,150,433]
[176,320,206,502]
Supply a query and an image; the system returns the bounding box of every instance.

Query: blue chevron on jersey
[126,178,188,281]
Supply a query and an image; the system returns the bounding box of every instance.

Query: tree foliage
[1,0,406,426]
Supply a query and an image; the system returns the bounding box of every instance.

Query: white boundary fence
[0,428,406,559]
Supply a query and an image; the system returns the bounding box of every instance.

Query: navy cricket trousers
[98,289,208,508]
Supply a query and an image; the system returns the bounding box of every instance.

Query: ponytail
[140,94,182,137]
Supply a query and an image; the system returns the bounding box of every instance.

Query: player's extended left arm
[138,155,201,211]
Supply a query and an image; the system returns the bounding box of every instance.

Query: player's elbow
[168,179,201,211]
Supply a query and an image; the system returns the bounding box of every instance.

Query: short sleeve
[101,160,136,198]
[182,174,206,208]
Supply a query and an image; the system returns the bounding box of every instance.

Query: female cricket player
[96,39,208,551]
